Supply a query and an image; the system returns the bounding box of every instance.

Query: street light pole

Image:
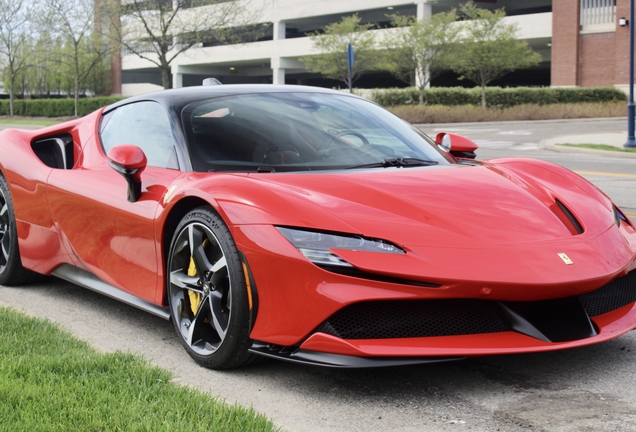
[347,43,354,94]
[626,0,636,147]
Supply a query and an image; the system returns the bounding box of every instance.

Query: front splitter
[249,342,463,368]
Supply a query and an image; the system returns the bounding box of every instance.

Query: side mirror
[435,132,479,159]
[107,145,147,202]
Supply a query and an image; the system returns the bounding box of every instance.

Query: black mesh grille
[579,271,636,317]
[314,299,509,339]
[314,271,636,341]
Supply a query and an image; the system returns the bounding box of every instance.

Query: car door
[47,101,182,303]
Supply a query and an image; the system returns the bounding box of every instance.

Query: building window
[580,0,616,26]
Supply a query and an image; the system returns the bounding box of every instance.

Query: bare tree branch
[0,0,36,115]
[39,0,111,115]
[106,0,265,89]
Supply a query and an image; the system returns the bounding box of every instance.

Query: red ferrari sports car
[1,85,635,369]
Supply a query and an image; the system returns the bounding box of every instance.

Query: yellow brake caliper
[187,258,202,315]
[186,239,208,315]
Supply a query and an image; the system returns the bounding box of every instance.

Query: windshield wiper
[255,164,313,173]
[347,157,439,169]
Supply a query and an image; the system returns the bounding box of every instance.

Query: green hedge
[2,87,626,115]
[370,86,627,108]
[0,97,125,117]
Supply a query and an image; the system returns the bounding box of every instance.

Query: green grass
[0,307,277,432]
[556,143,636,153]
[0,118,60,126]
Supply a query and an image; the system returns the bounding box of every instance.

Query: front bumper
[249,274,636,367]
[234,224,636,362]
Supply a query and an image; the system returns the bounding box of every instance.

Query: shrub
[370,86,627,108]
[0,97,125,117]
[388,101,626,124]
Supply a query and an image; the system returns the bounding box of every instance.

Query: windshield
[181,92,452,172]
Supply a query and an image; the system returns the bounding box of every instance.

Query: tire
[167,206,258,369]
[0,175,42,286]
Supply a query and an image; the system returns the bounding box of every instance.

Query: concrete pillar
[415,1,433,90]
[271,57,285,85]
[272,21,286,83]
[416,1,432,22]
[273,68,285,84]
[273,20,286,40]
[173,71,183,89]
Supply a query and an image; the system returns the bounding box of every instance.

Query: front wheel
[167,207,257,369]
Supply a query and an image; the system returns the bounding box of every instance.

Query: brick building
[553,0,629,92]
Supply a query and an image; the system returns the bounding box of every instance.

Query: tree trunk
[74,76,80,117]
[161,66,171,89]
[416,65,430,105]
[74,45,80,117]
[9,76,15,117]
[344,74,352,93]
[481,83,486,108]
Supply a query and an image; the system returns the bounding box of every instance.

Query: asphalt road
[1,118,636,431]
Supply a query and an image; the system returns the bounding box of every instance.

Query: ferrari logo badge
[558,253,574,265]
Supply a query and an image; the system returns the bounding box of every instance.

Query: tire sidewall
[167,206,251,369]
[0,176,22,285]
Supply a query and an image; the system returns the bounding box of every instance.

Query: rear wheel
[167,207,258,369]
[0,175,41,286]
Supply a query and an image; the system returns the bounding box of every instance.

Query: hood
[241,163,613,248]
[205,162,635,292]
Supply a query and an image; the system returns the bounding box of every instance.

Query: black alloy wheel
[167,206,258,369]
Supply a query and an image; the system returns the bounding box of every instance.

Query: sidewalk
[540,131,636,159]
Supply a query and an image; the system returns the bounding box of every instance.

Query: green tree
[85,56,113,96]
[300,15,380,90]
[40,0,111,115]
[22,31,107,98]
[452,2,541,107]
[0,0,35,116]
[108,0,263,89]
[383,10,460,105]
[25,32,61,96]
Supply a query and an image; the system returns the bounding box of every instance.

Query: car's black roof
[105,84,352,113]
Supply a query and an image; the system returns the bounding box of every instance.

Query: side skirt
[52,264,170,320]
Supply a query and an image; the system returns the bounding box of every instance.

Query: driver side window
[100,101,179,169]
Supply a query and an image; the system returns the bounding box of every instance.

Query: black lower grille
[579,270,636,317]
[314,299,509,339]
[314,270,636,341]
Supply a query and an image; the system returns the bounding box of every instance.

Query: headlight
[276,227,405,267]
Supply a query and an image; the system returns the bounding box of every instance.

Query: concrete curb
[0,124,44,130]
[414,117,628,129]
[540,142,636,159]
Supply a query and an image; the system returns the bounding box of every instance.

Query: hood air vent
[554,199,584,235]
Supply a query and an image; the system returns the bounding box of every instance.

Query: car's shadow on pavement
[237,323,636,431]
